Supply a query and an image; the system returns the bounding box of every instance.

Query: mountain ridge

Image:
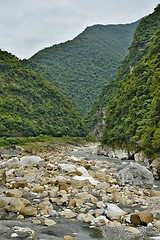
[23,20,140,115]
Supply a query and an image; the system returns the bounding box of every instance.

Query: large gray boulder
[117,162,154,189]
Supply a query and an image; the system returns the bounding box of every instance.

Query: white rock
[105,204,125,219]
[91,216,109,225]
[11,233,19,238]
[19,156,43,167]
[58,164,77,172]
[1,157,20,168]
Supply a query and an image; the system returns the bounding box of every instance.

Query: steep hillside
[23,21,139,115]
[86,5,160,136]
[101,5,160,157]
[0,50,86,137]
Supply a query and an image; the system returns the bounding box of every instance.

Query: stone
[0,199,5,207]
[125,227,140,234]
[60,209,76,219]
[77,213,87,221]
[19,156,43,167]
[91,216,109,225]
[58,164,77,173]
[6,190,22,198]
[1,157,20,168]
[0,170,6,185]
[38,199,53,213]
[73,167,99,185]
[12,181,28,188]
[154,220,160,229]
[95,182,110,190]
[151,158,160,179]
[150,190,160,197]
[43,218,56,226]
[33,186,45,193]
[5,198,25,212]
[117,162,154,188]
[105,204,126,220]
[11,233,19,238]
[12,226,35,238]
[32,220,41,224]
[131,212,154,225]
[20,206,38,217]
[63,236,76,240]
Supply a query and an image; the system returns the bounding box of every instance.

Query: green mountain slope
[101,5,160,157]
[0,50,86,137]
[23,21,139,115]
[86,5,160,136]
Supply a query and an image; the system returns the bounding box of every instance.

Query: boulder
[5,198,25,212]
[19,156,43,167]
[105,204,126,220]
[1,157,20,168]
[151,158,160,179]
[58,164,77,173]
[91,216,109,225]
[117,162,154,188]
[12,181,28,188]
[6,190,22,198]
[20,206,38,217]
[0,170,6,185]
[131,212,154,225]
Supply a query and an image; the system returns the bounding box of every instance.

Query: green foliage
[86,5,160,137]
[0,50,86,137]
[22,21,139,115]
[101,5,160,157]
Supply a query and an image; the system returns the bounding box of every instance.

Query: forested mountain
[101,5,160,157]
[22,21,139,115]
[86,4,160,139]
[0,50,86,137]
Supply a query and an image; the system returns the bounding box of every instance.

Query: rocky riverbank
[0,142,160,240]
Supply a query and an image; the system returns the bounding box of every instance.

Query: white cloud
[0,0,159,59]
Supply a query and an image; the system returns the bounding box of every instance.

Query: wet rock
[131,212,154,225]
[117,162,154,188]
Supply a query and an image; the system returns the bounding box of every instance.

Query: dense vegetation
[0,50,86,137]
[22,21,139,115]
[86,5,160,138]
[101,5,160,157]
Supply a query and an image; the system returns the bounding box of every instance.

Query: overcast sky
[0,0,159,59]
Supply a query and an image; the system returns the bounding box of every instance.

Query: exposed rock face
[151,158,160,179]
[117,162,154,188]
[97,146,130,159]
